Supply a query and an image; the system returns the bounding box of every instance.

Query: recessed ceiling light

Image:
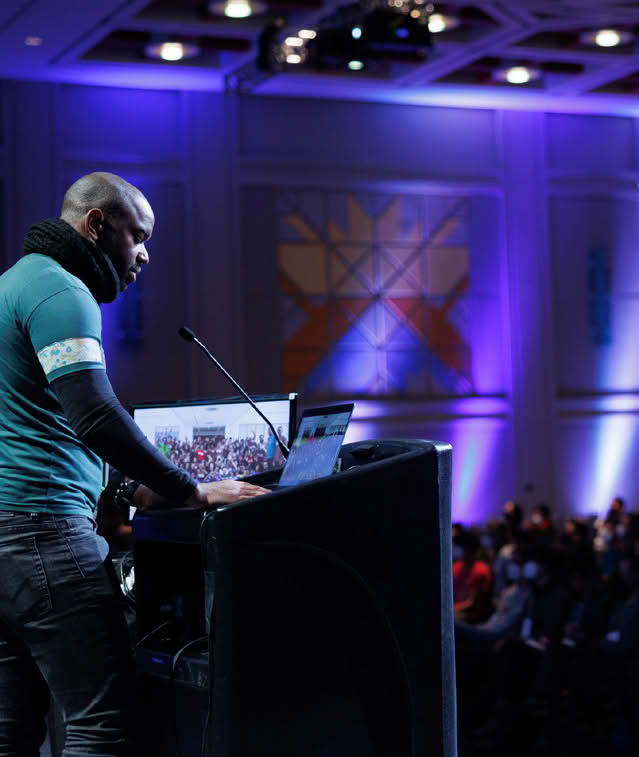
[286,53,302,64]
[24,36,43,46]
[144,41,201,61]
[348,60,365,71]
[224,0,251,18]
[285,37,303,47]
[208,0,266,18]
[493,65,541,85]
[427,13,460,33]
[580,28,633,48]
[298,29,316,40]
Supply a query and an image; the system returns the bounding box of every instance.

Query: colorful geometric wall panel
[278,190,484,397]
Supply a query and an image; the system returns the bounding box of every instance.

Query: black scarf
[23,218,120,304]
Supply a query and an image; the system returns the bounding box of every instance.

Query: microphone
[178,326,289,459]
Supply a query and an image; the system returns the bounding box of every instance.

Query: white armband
[37,337,104,376]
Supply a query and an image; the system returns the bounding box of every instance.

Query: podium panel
[206,439,455,757]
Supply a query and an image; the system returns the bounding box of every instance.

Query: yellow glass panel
[279,244,327,295]
[329,247,374,295]
[283,214,321,243]
[348,197,373,243]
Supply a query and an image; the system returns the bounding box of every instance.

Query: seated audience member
[522,547,574,645]
[472,549,569,730]
[502,499,524,537]
[607,495,625,524]
[528,503,555,547]
[563,558,612,645]
[573,555,639,756]
[621,512,639,558]
[593,495,626,556]
[492,528,530,598]
[561,517,591,555]
[456,499,639,756]
[616,555,639,657]
[453,526,493,624]
[595,516,623,578]
[455,548,532,655]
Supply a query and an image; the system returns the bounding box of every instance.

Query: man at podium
[0,171,267,756]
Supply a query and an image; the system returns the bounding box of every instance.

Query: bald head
[60,172,155,293]
[61,172,146,224]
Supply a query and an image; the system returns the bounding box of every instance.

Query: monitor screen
[131,394,297,483]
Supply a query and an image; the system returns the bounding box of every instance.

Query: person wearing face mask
[453,550,534,743]
[455,555,533,652]
[452,526,493,624]
[492,527,528,598]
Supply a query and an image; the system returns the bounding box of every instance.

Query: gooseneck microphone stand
[178,326,289,459]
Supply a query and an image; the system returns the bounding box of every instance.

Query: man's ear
[85,208,104,242]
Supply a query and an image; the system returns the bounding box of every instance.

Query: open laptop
[267,403,355,490]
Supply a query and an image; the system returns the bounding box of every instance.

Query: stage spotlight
[352,26,363,39]
[348,60,365,70]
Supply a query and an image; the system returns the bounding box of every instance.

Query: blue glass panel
[327,194,351,238]
[301,192,326,239]
[335,320,375,347]
[385,322,422,348]
[333,349,377,394]
[279,216,307,241]
[385,349,426,393]
[423,346,461,393]
[305,353,334,396]
[354,193,393,219]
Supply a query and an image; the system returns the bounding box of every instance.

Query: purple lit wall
[1,80,638,522]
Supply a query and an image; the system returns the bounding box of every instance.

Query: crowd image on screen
[454,495,639,757]
[154,426,287,483]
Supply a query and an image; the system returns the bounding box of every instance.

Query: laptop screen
[277,403,354,488]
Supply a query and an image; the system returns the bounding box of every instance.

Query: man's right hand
[184,480,270,509]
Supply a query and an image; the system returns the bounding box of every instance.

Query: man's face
[99,194,154,290]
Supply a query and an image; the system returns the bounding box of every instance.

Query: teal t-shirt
[0,254,105,515]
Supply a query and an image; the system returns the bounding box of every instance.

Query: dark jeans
[0,511,136,756]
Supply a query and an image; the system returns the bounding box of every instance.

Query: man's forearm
[52,370,197,503]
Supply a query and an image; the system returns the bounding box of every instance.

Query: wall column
[501,111,558,512]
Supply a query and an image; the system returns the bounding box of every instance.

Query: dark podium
[133,439,456,757]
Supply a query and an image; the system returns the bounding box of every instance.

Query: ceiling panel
[0,0,638,112]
